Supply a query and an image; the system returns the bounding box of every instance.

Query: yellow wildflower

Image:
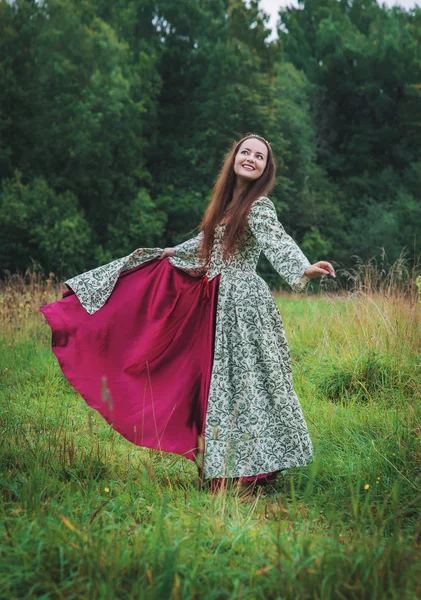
[364,484,370,490]
[104,487,110,493]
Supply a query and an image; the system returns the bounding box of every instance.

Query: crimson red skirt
[40,258,278,485]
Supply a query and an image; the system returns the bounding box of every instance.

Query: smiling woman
[40,133,335,498]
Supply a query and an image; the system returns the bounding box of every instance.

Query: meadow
[0,268,420,600]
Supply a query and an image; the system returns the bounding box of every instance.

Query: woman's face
[233,138,268,183]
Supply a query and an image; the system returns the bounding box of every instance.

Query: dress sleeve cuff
[291,273,311,293]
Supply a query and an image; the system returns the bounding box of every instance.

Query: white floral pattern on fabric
[202,196,313,478]
[248,198,311,292]
[65,248,163,315]
[173,231,204,260]
[170,232,208,277]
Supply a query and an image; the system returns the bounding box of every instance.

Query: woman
[40,134,335,496]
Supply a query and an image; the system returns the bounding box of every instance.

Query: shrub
[0,173,92,279]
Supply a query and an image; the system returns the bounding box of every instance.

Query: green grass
[0,283,420,599]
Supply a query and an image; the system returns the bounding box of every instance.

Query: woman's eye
[241,150,248,154]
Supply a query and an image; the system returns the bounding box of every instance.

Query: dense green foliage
[1,278,420,598]
[1,0,420,281]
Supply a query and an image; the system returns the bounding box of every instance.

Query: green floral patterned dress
[65,196,314,479]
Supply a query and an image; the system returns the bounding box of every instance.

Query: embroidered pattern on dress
[200,197,313,478]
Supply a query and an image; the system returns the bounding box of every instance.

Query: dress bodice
[205,223,261,281]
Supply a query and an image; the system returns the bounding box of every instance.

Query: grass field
[0,272,420,599]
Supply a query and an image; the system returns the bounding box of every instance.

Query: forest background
[1,0,421,286]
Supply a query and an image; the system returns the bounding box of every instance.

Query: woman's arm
[248,197,334,292]
[159,231,203,260]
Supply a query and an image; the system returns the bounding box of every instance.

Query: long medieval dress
[40,197,314,482]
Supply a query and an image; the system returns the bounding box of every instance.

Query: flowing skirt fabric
[40,258,277,483]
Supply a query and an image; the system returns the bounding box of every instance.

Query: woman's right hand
[159,247,176,260]
[304,261,335,278]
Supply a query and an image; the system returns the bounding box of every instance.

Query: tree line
[1,0,420,285]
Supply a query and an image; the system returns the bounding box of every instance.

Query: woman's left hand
[159,247,176,260]
[304,261,336,279]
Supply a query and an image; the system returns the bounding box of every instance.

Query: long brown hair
[198,134,276,263]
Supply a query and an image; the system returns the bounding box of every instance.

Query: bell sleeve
[248,197,311,293]
[173,231,204,260]
[169,231,208,277]
[64,246,163,314]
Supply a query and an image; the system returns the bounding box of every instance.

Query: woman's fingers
[305,262,336,279]
[159,248,176,260]
[315,261,336,277]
